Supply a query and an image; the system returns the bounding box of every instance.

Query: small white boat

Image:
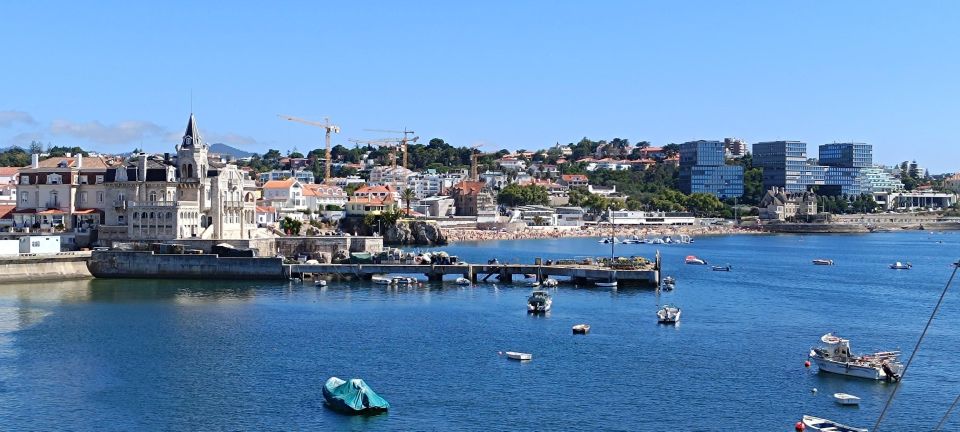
[527,280,541,288]
[685,255,707,265]
[372,276,392,285]
[657,304,681,324]
[504,351,532,361]
[809,333,902,381]
[801,414,867,432]
[542,278,558,287]
[711,265,731,272]
[455,277,471,285]
[889,261,912,269]
[595,280,618,288]
[833,393,861,406]
[572,324,590,334]
[813,259,834,266]
[314,280,327,287]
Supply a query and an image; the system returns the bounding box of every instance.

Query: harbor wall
[104,236,383,261]
[0,252,93,283]
[762,223,869,233]
[87,251,286,280]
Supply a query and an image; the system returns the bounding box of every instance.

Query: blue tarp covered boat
[322,377,390,414]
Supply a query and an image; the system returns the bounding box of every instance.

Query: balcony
[45,201,63,209]
[113,200,127,209]
[223,200,244,208]
[128,201,180,207]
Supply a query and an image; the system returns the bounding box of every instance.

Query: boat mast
[610,207,615,261]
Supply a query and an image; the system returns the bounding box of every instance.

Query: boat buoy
[811,388,817,394]
[804,360,811,368]
[795,420,805,431]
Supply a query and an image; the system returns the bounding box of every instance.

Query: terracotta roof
[32,156,110,170]
[354,184,396,195]
[640,146,664,153]
[349,196,395,205]
[0,204,14,219]
[453,181,485,195]
[256,206,276,213]
[0,167,19,177]
[561,174,587,182]
[263,178,297,189]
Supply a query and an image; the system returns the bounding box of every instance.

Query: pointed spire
[182,113,203,148]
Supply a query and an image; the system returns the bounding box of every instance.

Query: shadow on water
[85,278,259,302]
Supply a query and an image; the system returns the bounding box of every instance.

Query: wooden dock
[289,258,660,286]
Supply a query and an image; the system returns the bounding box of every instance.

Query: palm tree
[401,188,416,217]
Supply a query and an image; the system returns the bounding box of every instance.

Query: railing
[45,201,62,209]
[127,201,181,208]
[223,200,245,208]
[113,200,127,208]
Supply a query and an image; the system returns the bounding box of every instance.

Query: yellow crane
[278,115,340,183]
[350,137,404,167]
[363,128,418,169]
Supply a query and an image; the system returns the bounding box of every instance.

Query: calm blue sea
[0,232,959,431]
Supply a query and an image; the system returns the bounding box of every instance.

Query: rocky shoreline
[446,225,757,243]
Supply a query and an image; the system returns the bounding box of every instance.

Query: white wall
[0,240,19,255]
[19,236,61,254]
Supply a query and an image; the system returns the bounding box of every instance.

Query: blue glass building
[678,140,744,199]
[752,141,869,195]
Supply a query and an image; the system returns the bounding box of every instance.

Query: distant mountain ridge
[210,143,255,158]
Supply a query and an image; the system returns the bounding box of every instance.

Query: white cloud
[50,119,167,145]
[0,110,36,127]
[204,132,259,147]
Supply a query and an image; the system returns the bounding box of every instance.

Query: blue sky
[1,1,957,172]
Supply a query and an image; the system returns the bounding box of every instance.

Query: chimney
[76,153,83,169]
[31,153,39,169]
[164,152,170,163]
[138,153,148,182]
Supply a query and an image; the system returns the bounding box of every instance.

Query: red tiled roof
[561,174,587,182]
[256,206,276,213]
[0,167,19,177]
[0,204,14,219]
[263,178,297,189]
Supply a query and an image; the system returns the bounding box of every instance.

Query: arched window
[166,212,173,220]
[149,212,155,219]
[149,191,157,202]
[133,212,139,220]
[141,212,147,219]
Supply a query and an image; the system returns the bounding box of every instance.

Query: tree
[662,144,681,158]
[279,217,302,235]
[742,168,764,205]
[686,193,724,216]
[401,188,416,217]
[288,151,304,159]
[496,184,549,207]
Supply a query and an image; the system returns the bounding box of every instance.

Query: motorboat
[889,261,912,270]
[661,276,676,290]
[657,304,681,324]
[652,238,665,245]
[595,280,618,288]
[503,351,532,361]
[711,265,732,272]
[542,278,558,287]
[527,280,541,288]
[813,259,834,266]
[598,237,619,244]
[808,333,902,381]
[572,324,590,334]
[833,393,861,406]
[527,290,552,313]
[391,276,417,286]
[372,276,392,285]
[801,415,866,432]
[685,255,707,265]
[314,279,327,287]
[455,277,471,285]
[662,276,676,285]
[322,377,390,414]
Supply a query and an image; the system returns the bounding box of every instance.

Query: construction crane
[363,128,417,169]
[278,115,340,183]
[350,137,404,167]
[469,144,497,181]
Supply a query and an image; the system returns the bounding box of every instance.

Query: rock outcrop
[339,218,448,246]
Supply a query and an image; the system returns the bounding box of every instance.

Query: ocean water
[0,232,958,431]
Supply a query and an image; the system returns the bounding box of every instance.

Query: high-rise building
[818,143,872,168]
[678,140,743,199]
[752,141,870,195]
[723,138,748,158]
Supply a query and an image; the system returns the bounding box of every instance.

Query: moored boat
[572,324,590,334]
[711,265,731,272]
[657,304,681,324]
[322,377,390,414]
[813,259,834,265]
[661,276,676,290]
[808,333,902,381]
[527,290,552,313]
[504,351,532,361]
[889,261,912,269]
[595,280,618,288]
[372,276,392,285]
[685,255,707,265]
[455,277,471,285]
[542,278,558,287]
[833,393,861,406]
[801,415,866,432]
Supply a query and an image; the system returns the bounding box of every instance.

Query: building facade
[678,140,743,199]
[753,141,868,196]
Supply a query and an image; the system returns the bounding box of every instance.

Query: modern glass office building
[752,141,870,195]
[818,143,872,168]
[678,140,744,199]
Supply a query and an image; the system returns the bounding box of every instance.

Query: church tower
[176,113,208,181]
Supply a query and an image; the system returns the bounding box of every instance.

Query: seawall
[0,252,93,283]
[88,251,287,280]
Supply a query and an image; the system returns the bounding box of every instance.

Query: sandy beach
[447,224,758,243]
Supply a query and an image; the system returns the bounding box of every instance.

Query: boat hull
[810,356,885,380]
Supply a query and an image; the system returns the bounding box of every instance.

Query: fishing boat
[657,304,681,324]
[801,415,866,432]
[833,393,861,406]
[662,276,676,290]
[527,290,552,313]
[685,255,707,265]
[391,276,418,286]
[572,324,590,334]
[542,278,558,287]
[711,265,731,272]
[808,333,902,381]
[503,351,532,361]
[527,280,541,288]
[595,280,618,288]
[372,276,392,285]
[314,279,327,287]
[322,377,390,414]
[455,277,471,285]
[813,259,834,265]
[889,261,912,269]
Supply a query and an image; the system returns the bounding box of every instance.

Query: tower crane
[363,128,418,169]
[278,115,340,183]
[469,144,496,181]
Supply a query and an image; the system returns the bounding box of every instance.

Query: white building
[19,235,60,253]
[369,166,415,189]
[302,183,348,210]
[406,170,466,199]
[259,169,315,185]
[609,211,695,225]
[262,178,306,217]
[555,206,586,227]
[497,156,527,172]
[479,171,507,190]
[861,167,904,193]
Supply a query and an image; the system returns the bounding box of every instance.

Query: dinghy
[322,377,390,414]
